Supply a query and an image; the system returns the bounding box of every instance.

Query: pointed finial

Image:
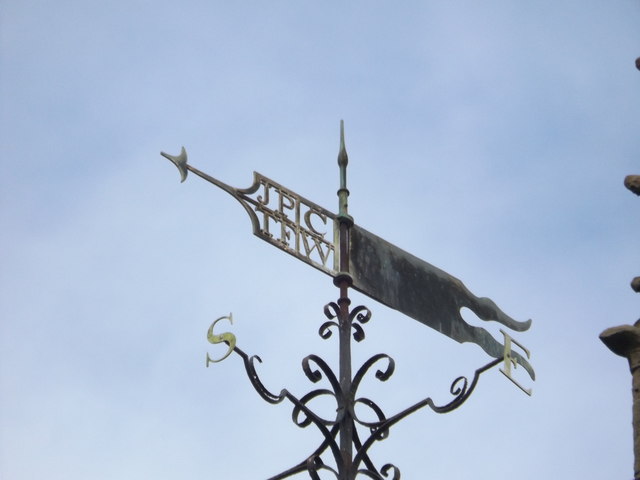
[337,120,352,222]
[161,146,189,183]
[338,119,348,169]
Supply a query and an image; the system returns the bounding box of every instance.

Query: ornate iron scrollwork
[164,125,533,480]
[208,302,502,479]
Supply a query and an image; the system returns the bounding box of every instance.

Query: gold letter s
[206,313,236,366]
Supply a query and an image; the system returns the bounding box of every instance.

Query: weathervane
[161,121,535,479]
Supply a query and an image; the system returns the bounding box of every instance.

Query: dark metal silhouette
[161,121,534,479]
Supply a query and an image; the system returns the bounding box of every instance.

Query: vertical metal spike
[338,120,348,170]
[335,119,354,479]
[337,120,351,220]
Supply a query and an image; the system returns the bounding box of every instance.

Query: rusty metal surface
[349,225,535,379]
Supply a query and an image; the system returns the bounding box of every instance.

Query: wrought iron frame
[203,124,503,479]
[216,297,502,480]
[163,121,532,479]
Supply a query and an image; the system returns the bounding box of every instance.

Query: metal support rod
[335,120,355,479]
[337,267,353,479]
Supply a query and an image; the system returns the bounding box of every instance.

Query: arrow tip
[161,146,189,183]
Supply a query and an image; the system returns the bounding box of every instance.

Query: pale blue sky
[1,1,639,479]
